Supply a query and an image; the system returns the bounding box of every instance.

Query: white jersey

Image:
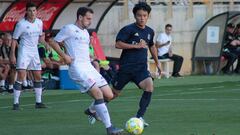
[156,32,172,56]
[13,18,43,53]
[54,24,91,66]
[54,24,107,92]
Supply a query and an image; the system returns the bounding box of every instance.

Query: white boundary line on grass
[1,88,240,109]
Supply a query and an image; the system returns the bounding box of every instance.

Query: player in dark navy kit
[84,2,161,127]
[112,2,161,127]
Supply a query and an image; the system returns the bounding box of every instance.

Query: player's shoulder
[158,32,166,37]
[16,18,26,25]
[145,25,154,33]
[62,24,76,31]
[35,18,43,23]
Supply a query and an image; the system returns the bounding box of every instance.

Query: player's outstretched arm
[115,41,147,49]
[48,39,72,64]
[10,39,17,65]
[149,45,161,75]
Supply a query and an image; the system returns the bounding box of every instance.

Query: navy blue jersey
[116,23,154,70]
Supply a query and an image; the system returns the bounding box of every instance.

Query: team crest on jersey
[147,34,151,40]
[134,33,139,36]
[26,26,30,29]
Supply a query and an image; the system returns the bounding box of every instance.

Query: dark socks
[136,91,152,118]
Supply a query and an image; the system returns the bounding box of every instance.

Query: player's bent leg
[84,85,116,125]
[100,85,114,101]
[88,85,123,135]
[136,77,154,127]
[111,88,122,99]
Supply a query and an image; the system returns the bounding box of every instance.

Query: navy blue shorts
[112,66,151,90]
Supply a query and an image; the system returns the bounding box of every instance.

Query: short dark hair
[77,7,94,19]
[132,2,151,16]
[26,2,37,10]
[165,24,172,28]
[227,23,235,28]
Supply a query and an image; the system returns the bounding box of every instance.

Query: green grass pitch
[0,75,240,135]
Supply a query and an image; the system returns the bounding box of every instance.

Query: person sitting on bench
[155,24,184,77]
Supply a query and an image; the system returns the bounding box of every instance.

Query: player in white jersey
[10,2,47,110]
[48,7,123,135]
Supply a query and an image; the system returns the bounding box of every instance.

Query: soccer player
[48,7,123,135]
[85,2,161,127]
[10,2,47,110]
[112,2,160,127]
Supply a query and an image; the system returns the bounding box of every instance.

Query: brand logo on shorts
[87,78,94,84]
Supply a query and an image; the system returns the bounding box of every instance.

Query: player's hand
[63,54,72,64]
[157,64,161,75]
[137,39,148,49]
[165,41,170,45]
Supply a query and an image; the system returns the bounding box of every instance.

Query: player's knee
[104,92,114,101]
[91,88,104,100]
[112,89,121,98]
[145,89,153,92]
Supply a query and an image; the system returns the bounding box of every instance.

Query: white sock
[95,103,112,128]
[14,90,21,104]
[9,85,13,89]
[89,101,96,113]
[34,88,42,103]
[0,80,5,86]
[23,80,28,87]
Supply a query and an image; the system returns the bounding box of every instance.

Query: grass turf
[0,75,240,135]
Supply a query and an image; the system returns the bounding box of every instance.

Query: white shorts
[16,50,41,70]
[68,63,108,93]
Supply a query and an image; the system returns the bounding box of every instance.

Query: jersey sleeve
[148,30,155,47]
[54,25,71,43]
[115,26,130,42]
[12,22,23,40]
[39,20,43,36]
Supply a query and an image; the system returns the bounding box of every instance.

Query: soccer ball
[125,117,144,135]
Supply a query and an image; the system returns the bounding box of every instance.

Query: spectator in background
[0,36,4,93]
[221,23,239,74]
[38,32,63,81]
[232,23,240,73]
[0,33,11,92]
[155,24,184,77]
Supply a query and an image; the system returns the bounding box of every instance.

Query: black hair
[26,2,37,11]
[77,7,94,19]
[132,2,151,16]
[227,23,235,28]
[165,24,172,28]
